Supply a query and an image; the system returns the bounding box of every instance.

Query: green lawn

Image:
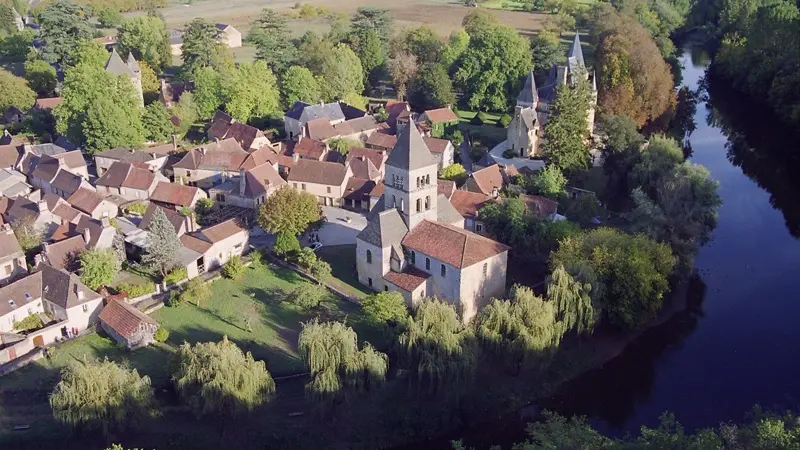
[315,245,372,299]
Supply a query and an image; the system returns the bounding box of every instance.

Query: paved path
[459,140,474,173]
[488,139,546,172]
[309,206,367,247]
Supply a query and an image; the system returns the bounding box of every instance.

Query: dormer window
[8,300,15,307]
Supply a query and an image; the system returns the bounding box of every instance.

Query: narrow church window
[392,195,396,207]
[384,286,388,292]
[411,251,416,264]
[426,175,430,185]
[425,196,430,210]
[425,258,430,270]
[366,250,372,264]
[440,264,446,277]
[368,278,373,286]
[483,263,488,278]
[416,198,421,212]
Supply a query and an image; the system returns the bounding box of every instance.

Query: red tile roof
[34,97,62,110]
[99,299,157,339]
[467,164,505,196]
[347,147,384,170]
[287,159,349,186]
[150,182,200,207]
[449,190,492,218]
[96,161,155,191]
[437,179,456,199]
[422,137,451,154]
[518,194,559,218]
[67,188,104,214]
[383,266,430,291]
[424,107,458,124]
[305,118,338,141]
[402,220,509,268]
[293,138,327,160]
[180,234,212,253]
[197,218,246,243]
[365,132,397,150]
[344,178,376,203]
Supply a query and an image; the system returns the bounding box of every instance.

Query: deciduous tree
[280,65,321,108]
[440,163,468,184]
[529,165,567,197]
[96,8,122,28]
[141,102,174,142]
[350,7,393,45]
[11,216,43,254]
[388,50,417,100]
[117,15,170,70]
[181,18,232,75]
[223,60,280,122]
[79,248,121,290]
[361,291,409,328]
[440,29,470,73]
[399,26,442,64]
[273,231,300,257]
[180,277,211,307]
[319,43,364,101]
[248,8,297,73]
[190,67,222,120]
[50,359,154,435]
[38,0,92,67]
[173,337,275,417]
[142,206,181,276]
[285,282,329,310]
[82,95,144,152]
[350,28,384,85]
[258,187,322,235]
[407,64,456,110]
[547,265,595,335]
[530,29,562,80]
[24,59,57,96]
[0,68,35,112]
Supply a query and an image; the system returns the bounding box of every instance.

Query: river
[538,47,800,436]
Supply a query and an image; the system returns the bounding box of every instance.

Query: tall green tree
[258,187,322,236]
[319,43,364,101]
[547,265,595,335]
[24,59,58,96]
[361,291,410,329]
[173,337,276,417]
[141,102,174,142]
[142,206,181,276]
[407,64,456,110]
[298,320,388,403]
[280,65,321,108]
[38,0,92,67]
[296,32,334,75]
[350,28,385,86]
[50,358,154,435]
[399,298,476,393]
[72,39,110,68]
[530,29,562,81]
[529,165,567,198]
[454,22,531,111]
[117,16,171,71]
[476,285,564,373]
[630,134,684,195]
[79,248,121,290]
[400,26,443,64]
[350,7,393,45]
[540,75,593,173]
[223,60,280,122]
[82,94,144,152]
[172,91,199,136]
[95,7,122,28]
[181,18,232,75]
[247,8,297,73]
[0,68,35,112]
[191,66,223,120]
[440,29,470,73]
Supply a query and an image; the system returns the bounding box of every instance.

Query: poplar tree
[540,73,593,173]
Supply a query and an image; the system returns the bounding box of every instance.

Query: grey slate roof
[29,143,66,156]
[436,194,464,224]
[520,108,538,130]
[105,49,135,78]
[357,208,408,248]
[567,33,585,73]
[285,101,345,123]
[517,70,538,106]
[385,123,437,171]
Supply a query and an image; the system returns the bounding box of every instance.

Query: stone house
[215,23,242,48]
[0,224,27,285]
[207,111,273,151]
[172,138,250,189]
[287,159,352,207]
[355,124,509,322]
[139,203,195,237]
[19,148,88,181]
[105,49,144,107]
[95,161,161,201]
[207,162,286,209]
[420,107,459,136]
[463,164,508,197]
[180,219,249,274]
[3,196,61,240]
[94,147,168,176]
[66,188,117,219]
[284,101,347,140]
[99,299,158,349]
[342,153,383,211]
[423,137,455,171]
[0,168,31,198]
[149,182,207,210]
[450,190,493,235]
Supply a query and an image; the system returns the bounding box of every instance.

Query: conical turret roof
[516,69,538,106]
[385,123,437,171]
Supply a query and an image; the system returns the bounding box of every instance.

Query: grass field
[315,245,372,299]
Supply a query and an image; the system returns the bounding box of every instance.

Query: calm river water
[540,48,800,436]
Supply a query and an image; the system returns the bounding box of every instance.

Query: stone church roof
[517,70,539,106]
[567,32,585,74]
[357,208,408,248]
[105,48,136,78]
[385,123,438,171]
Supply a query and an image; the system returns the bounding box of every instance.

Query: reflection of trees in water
[702,74,800,237]
[540,274,706,431]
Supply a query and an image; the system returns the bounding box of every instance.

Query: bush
[117,281,155,298]
[222,256,245,280]
[470,113,485,126]
[164,268,187,285]
[13,314,44,332]
[274,231,300,258]
[498,113,512,127]
[125,202,147,216]
[285,282,328,310]
[503,148,518,158]
[310,259,331,281]
[249,250,264,269]
[165,290,182,307]
[96,8,123,27]
[154,327,169,343]
[294,247,317,269]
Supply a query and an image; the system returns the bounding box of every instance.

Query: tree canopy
[79,248,121,290]
[280,65,321,108]
[142,206,181,276]
[350,7,393,45]
[319,43,364,101]
[454,21,531,112]
[248,8,297,73]
[82,94,144,152]
[258,187,322,236]
[38,0,92,67]
[141,102,174,142]
[361,291,410,328]
[117,16,170,71]
[24,59,58,96]
[50,358,154,435]
[540,74,593,173]
[223,60,281,122]
[173,337,276,417]
[181,18,232,75]
[407,63,456,110]
[350,28,384,86]
[0,68,35,112]
[191,66,223,120]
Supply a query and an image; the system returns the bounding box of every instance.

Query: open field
[315,244,372,299]
[142,0,550,37]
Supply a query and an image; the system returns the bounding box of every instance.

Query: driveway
[488,139,546,172]
[309,206,368,247]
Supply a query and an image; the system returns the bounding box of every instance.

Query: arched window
[366,250,372,264]
[416,198,421,212]
[425,258,430,270]
[426,174,430,185]
[392,195,396,207]
[483,263,488,278]
[416,177,420,188]
[440,264,446,277]
[411,251,416,264]
[425,196,430,210]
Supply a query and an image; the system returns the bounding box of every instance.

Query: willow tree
[298,320,388,405]
[547,265,596,336]
[172,337,275,417]
[475,286,564,374]
[49,358,154,436]
[399,298,476,393]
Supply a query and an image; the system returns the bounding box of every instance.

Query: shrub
[164,268,187,285]
[477,111,494,125]
[165,290,182,307]
[274,231,300,257]
[13,314,44,332]
[154,327,169,343]
[249,250,264,269]
[498,113,512,127]
[285,282,329,310]
[295,247,317,269]
[117,281,155,298]
[180,277,211,306]
[125,202,147,216]
[310,259,331,281]
[222,256,245,280]
[470,113,484,126]
[503,148,518,158]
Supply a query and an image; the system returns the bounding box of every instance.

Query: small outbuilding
[99,299,158,349]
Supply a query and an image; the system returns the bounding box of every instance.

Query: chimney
[239,168,246,196]
[491,187,499,198]
[185,213,193,233]
[76,285,84,300]
[82,227,91,244]
[129,148,135,154]
[101,217,110,228]
[292,153,300,163]
[37,200,49,214]
[1,223,11,234]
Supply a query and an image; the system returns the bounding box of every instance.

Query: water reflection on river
[542,47,800,436]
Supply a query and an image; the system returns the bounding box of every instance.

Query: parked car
[307,242,323,252]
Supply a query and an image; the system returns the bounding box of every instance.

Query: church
[105,48,145,107]
[356,124,510,322]
[507,33,598,157]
